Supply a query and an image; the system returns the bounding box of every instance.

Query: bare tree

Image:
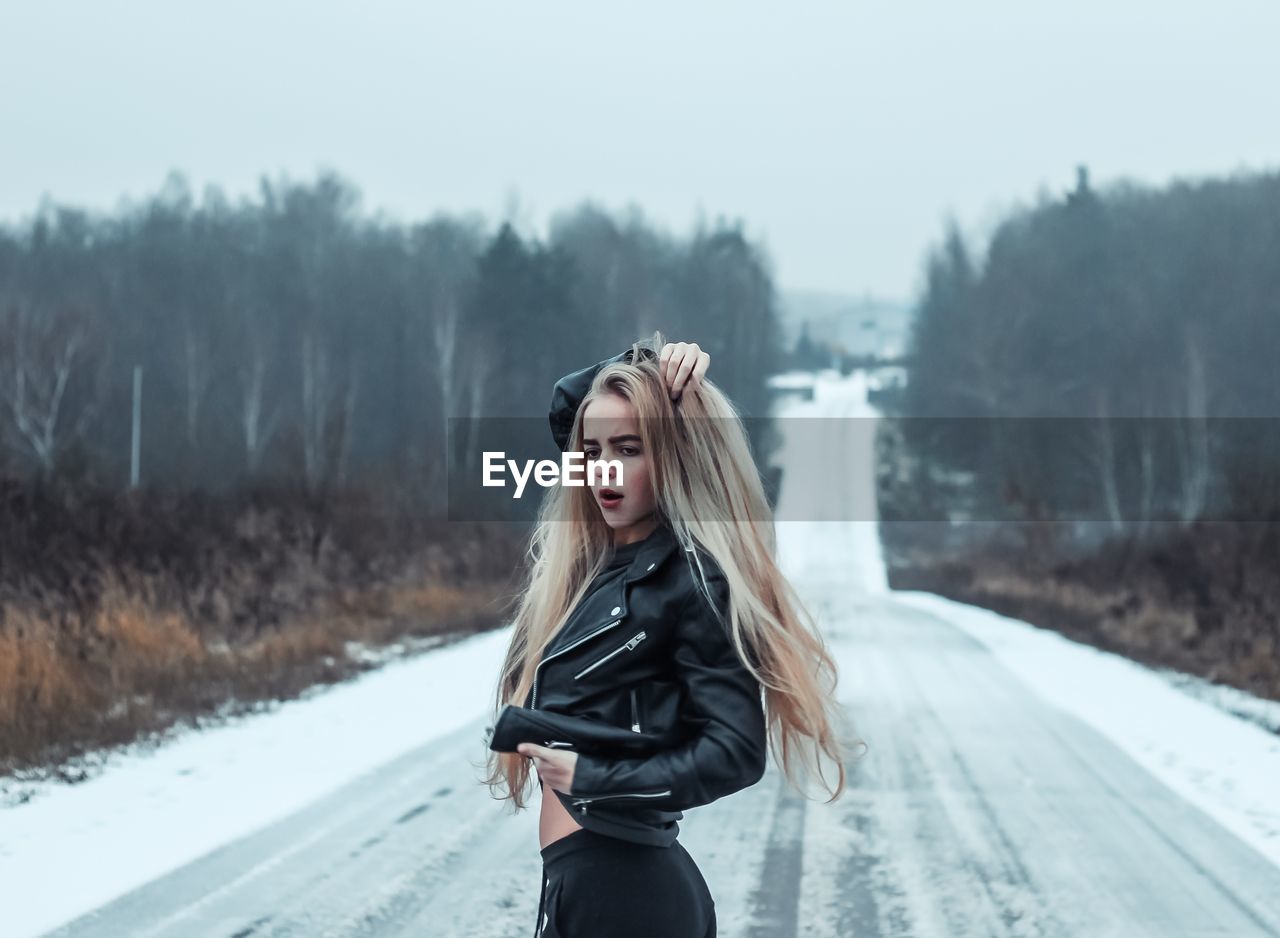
[238,335,283,475]
[178,307,217,453]
[299,328,359,492]
[218,268,284,479]
[0,301,103,474]
[334,358,360,487]
[1091,388,1125,532]
[432,292,462,428]
[460,338,495,485]
[1171,323,1211,523]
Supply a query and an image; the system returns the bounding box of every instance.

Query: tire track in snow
[744,783,808,938]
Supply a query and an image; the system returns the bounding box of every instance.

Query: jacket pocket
[573,631,647,680]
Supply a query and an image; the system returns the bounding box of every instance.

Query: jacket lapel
[540,522,681,660]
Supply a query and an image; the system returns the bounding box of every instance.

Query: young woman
[485,333,860,938]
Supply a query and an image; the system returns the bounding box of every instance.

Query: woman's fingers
[689,347,710,390]
[659,341,710,400]
[659,342,680,390]
[517,742,578,792]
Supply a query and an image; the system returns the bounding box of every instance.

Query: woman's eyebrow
[582,434,643,445]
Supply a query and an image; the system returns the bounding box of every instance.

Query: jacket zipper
[530,548,668,708]
[571,789,673,813]
[543,740,574,749]
[629,687,641,733]
[573,631,647,680]
[531,618,623,709]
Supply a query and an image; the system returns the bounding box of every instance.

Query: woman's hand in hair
[517,742,578,794]
[659,342,710,401]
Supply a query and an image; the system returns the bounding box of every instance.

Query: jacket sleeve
[567,566,769,812]
[548,349,633,451]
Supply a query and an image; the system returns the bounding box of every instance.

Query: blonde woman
[485,333,858,937]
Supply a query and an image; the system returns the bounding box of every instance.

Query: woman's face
[580,393,658,542]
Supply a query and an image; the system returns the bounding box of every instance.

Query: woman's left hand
[659,341,710,401]
[518,742,579,793]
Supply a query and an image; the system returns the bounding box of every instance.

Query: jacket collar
[621,518,681,583]
[541,519,683,660]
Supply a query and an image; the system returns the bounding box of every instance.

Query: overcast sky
[3,1,1277,299]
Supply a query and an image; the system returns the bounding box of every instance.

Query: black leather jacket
[487,349,768,846]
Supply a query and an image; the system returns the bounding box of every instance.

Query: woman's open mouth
[599,489,624,510]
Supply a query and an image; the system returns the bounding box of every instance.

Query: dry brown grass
[884,521,1280,703]
[0,475,527,785]
[0,562,518,782]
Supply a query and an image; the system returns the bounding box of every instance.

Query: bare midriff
[538,777,584,849]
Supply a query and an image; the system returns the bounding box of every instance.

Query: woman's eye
[620,446,640,457]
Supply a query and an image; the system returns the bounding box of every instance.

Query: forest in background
[0,169,781,498]
[0,170,784,785]
[881,167,1280,701]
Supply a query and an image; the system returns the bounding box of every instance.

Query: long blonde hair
[484,331,865,809]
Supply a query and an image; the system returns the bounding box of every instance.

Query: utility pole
[130,365,142,488]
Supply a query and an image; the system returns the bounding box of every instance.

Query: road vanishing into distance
[45,375,1280,937]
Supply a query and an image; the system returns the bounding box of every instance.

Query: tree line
[0,170,783,514]
[894,166,1280,534]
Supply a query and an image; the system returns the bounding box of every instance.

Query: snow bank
[892,590,1280,869]
[0,626,513,938]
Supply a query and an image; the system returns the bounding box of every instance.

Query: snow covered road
[10,369,1280,936]
[33,584,1280,937]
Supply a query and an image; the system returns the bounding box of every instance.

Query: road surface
[43,373,1280,936]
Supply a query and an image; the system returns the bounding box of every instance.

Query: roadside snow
[892,590,1280,870]
[1156,668,1280,736]
[0,627,513,938]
